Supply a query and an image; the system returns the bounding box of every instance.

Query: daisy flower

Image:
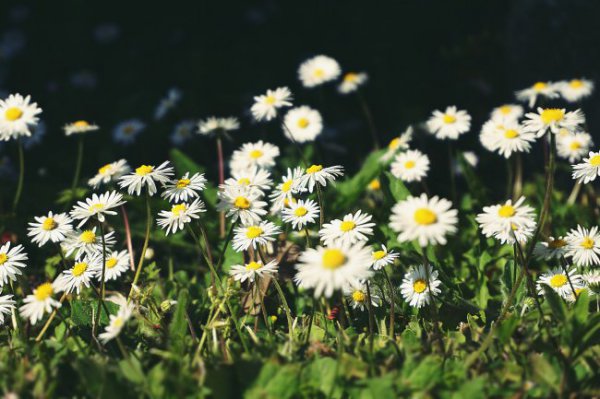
[282,105,323,143]
[119,161,174,196]
[476,197,537,245]
[0,294,15,326]
[572,151,600,183]
[223,167,272,193]
[62,228,116,258]
[381,126,413,162]
[400,264,442,308]
[217,185,268,226]
[479,119,507,152]
[343,280,380,311]
[269,167,306,212]
[70,191,125,228]
[490,104,524,122]
[390,149,430,182]
[565,225,600,267]
[533,236,568,261]
[250,87,293,122]
[0,94,42,140]
[536,268,583,299]
[198,116,240,136]
[91,250,130,281]
[229,260,278,283]
[367,179,381,191]
[389,194,458,247]
[170,120,196,146]
[462,151,479,167]
[299,164,344,193]
[426,106,471,140]
[515,81,560,108]
[298,55,341,88]
[557,132,593,163]
[154,87,181,121]
[229,141,280,172]
[281,199,320,230]
[113,119,145,145]
[161,172,207,203]
[232,221,281,252]
[522,107,585,138]
[63,120,99,136]
[487,123,537,159]
[583,270,600,294]
[370,245,399,270]
[19,282,61,325]
[338,72,368,94]
[88,159,130,188]
[99,298,135,343]
[557,79,594,103]
[27,211,73,247]
[294,241,373,298]
[54,257,98,295]
[319,210,375,246]
[0,242,27,287]
[157,199,206,235]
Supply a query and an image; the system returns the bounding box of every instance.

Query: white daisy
[282,105,323,143]
[462,151,479,167]
[343,280,380,311]
[91,250,130,281]
[269,167,306,212]
[0,294,15,326]
[479,119,507,152]
[557,79,594,103]
[0,242,27,287]
[19,282,61,325]
[400,264,442,308]
[232,221,281,252]
[63,120,99,136]
[319,210,375,246]
[390,149,430,182]
[389,194,458,247]
[229,260,278,284]
[281,199,320,230]
[533,236,568,261]
[522,107,585,138]
[294,241,373,298]
[572,151,600,183]
[583,270,600,294]
[426,106,471,140]
[475,197,537,245]
[490,104,524,122]
[370,245,399,270]
[70,191,125,228]
[62,228,116,258]
[27,211,73,247]
[119,161,174,196]
[216,185,268,226]
[54,257,98,295]
[161,172,206,203]
[338,72,368,94]
[565,225,600,267]
[198,116,240,136]
[99,298,135,343]
[113,119,145,145]
[299,164,344,193]
[298,55,341,88]
[536,268,584,299]
[515,81,560,108]
[250,87,293,122]
[557,132,593,163]
[381,126,413,162]
[487,123,537,159]
[157,199,206,235]
[0,93,42,140]
[223,167,272,193]
[229,141,280,172]
[88,159,131,188]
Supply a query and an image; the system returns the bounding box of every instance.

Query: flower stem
[12,140,25,213]
[69,136,84,204]
[316,183,325,228]
[567,180,582,205]
[381,268,395,338]
[128,192,152,300]
[513,154,523,199]
[35,293,67,342]
[216,136,226,238]
[94,219,108,335]
[120,205,136,271]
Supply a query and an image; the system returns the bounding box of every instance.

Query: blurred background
[1,0,599,214]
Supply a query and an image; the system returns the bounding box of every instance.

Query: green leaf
[384,171,410,202]
[168,289,190,356]
[542,286,567,323]
[169,148,205,175]
[70,299,119,327]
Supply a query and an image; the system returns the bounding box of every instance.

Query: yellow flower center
[234,196,250,209]
[98,164,112,175]
[368,179,381,191]
[589,155,600,166]
[249,149,263,159]
[569,141,582,150]
[404,160,416,169]
[4,107,23,121]
[80,230,96,244]
[581,237,595,249]
[91,203,104,211]
[135,165,154,176]
[34,283,54,301]
[297,118,309,128]
[340,221,356,232]
[245,226,263,239]
[499,105,512,115]
[306,164,323,174]
[548,239,566,249]
[540,108,565,124]
[0,253,7,265]
[352,290,366,302]
[113,317,124,328]
[570,79,583,88]
[237,177,251,186]
[498,205,516,218]
[504,129,519,139]
[72,262,88,277]
[265,95,276,105]
[344,72,358,82]
[533,82,547,91]
[413,279,427,293]
[42,217,57,231]
[73,120,89,127]
[414,208,437,225]
[322,249,346,269]
[106,258,118,269]
[443,114,456,124]
[171,204,187,216]
[313,68,325,78]
[388,138,400,150]
[549,274,567,288]
[372,250,386,260]
[281,180,293,192]
[294,207,308,217]
[245,261,262,271]
[176,178,190,188]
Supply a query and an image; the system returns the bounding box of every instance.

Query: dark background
[1,0,600,213]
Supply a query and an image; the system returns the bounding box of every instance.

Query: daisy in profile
[389,194,458,247]
[0,242,27,287]
[157,199,205,235]
[557,79,594,103]
[217,185,268,225]
[536,268,583,299]
[99,297,135,343]
[232,221,281,252]
[490,104,524,122]
[343,280,380,311]
[282,106,323,143]
[112,119,145,145]
[462,151,479,167]
[281,199,320,230]
[0,294,15,326]
[583,270,600,294]
[63,120,99,136]
[479,118,507,152]
[92,250,130,281]
[557,132,593,163]
[487,123,537,159]
[250,87,293,122]
[229,260,278,284]
[400,264,442,308]
[381,126,413,162]
[476,197,537,245]
[319,210,375,246]
[54,257,98,294]
[170,120,196,146]
[426,106,471,140]
[390,149,430,182]
[294,241,372,298]
[154,87,181,121]
[88,159,130,188]
[27,211,73,246]
[62,228,116,258]
[198,116,240,136]
[338,72,368,94]
[572,151,600,183]
[269,167,306,212]
[119,161,174,196]
[70,191,125,227]
[224,167,272,193]
[19,282,61,325]
[522,107,585,138]
[0,93,42,140]
[533,236,568,261]
[370,245,399,270]
[161,172,206,203]
[230,141,280,171]
[367,178,381,191]
[515,81,560,108]
[299,164,344,193]
[298,55,341,88]
[565,225,600,267]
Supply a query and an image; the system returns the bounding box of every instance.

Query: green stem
[94,219,108,336]
[69,136,84,204]
[12,140,25,213]
[128,192,152,300]
[381,268,395,338]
